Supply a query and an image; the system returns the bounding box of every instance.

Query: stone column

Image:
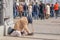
[3,0,14,36]
[0,0,4,36]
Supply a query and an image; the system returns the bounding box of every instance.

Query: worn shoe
[27,33,34,35]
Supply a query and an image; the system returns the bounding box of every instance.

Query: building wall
[3,0,13,19]
[42,0,60,4]
[16,0,60,4]
[2,0,14,36]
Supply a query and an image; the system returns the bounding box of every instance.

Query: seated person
[10,17,33,37]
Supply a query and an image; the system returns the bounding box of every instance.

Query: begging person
[9,17,33,37]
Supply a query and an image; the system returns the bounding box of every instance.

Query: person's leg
[50,11,52,17]
[55,10,58,18]
[48,14,50,18]
[13,10,17,18]
[52,10,54,17]
[36,12,39,20]
[29,12,32,18]
[17,11,19,17]
[39,13,41,19]
[34,12,37,19]
[19,12,21,17]
[25,11,27,17]
[24,25,31,33]
[33,12,36,19]
[22,11,26,17]
[56,10,59,18]
[23,25,33,35]
[46,14,48,19]
[41,14,43,20]
[11,30,21,37]
[19,11,24,17]
[40,13,42,19]
[44,13,46,19]
[22,11,25,16]
[42,13,44,19]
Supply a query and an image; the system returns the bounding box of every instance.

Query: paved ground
[0,17,60,40]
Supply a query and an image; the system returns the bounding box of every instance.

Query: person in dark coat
[23,3,28,17]
[13,2,19,18]
[50,4,54,17]
[39,2,45,20]
[32,2,39,19]
[54,2,59,18]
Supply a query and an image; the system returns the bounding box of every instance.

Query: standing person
[13,2,19,18]
[28,3,34,33]
[35,2,39,20]
[45,3,50,19]
[43,4,46,18]
[28,3,32,17]
[54,2,59,18]
[32,2,39,19]
[18,4,24,17]
[50,4,54,17]
[23,3,28,17]
[39,1,44,20]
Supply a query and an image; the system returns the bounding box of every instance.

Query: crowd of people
[7,1,60,37]
[13,1,59,19]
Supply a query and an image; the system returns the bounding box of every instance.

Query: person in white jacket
[46,4,50,19]
[28,3,32,17]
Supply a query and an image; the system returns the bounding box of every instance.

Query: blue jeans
[32,12,39,19]
[13,9,19,18]
[50,10,54,17]
[24,11,27,17]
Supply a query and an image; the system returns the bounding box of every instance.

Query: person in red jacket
[54,2,59,18]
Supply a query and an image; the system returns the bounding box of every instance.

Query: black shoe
[21,31,25,35]
[27,33,34,35]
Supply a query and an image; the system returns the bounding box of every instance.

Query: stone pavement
[0,17,60,40]
[0,34,60,40]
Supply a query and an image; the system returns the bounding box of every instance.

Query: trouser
[40,13,44,19]
[28,12,32,17]
[32,12,39,19]
[50,10,54,17]
[55,10,59,18]
[11,30,21,37]
[24,11,27,17]
[19,12,23,17]
[13,10,19,18]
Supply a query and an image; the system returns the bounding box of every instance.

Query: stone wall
[0,0,13,36]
